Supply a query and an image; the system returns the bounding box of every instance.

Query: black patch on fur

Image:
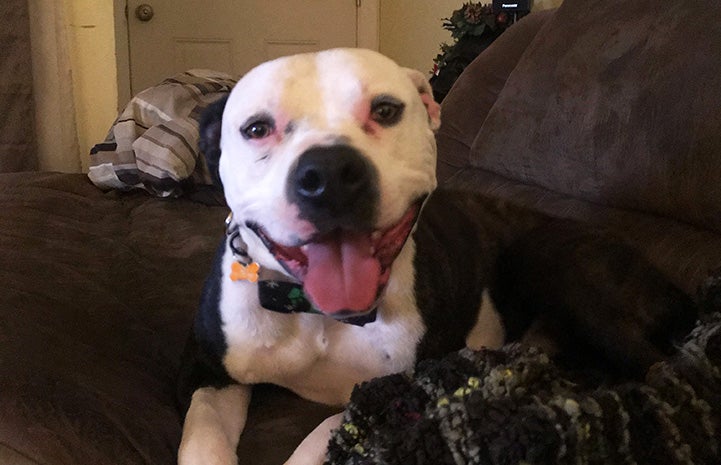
[198,95,228,189]
[490,219,698,379]
[413,190,542,360]
[176,240,236,415]
[414,190,698,380]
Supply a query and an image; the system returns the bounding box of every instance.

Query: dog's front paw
[178,385,251,465]
[178,431,238,465]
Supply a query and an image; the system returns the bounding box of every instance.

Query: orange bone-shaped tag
[230,261,260,283]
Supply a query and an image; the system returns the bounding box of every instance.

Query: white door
[126,0,374,94]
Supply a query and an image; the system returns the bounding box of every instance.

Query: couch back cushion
[436,9,555,184]
[469,0,721,233]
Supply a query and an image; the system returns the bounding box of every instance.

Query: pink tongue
[303,231,381,314]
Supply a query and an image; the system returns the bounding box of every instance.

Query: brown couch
[1,0,719,463]
[438,0,721,296]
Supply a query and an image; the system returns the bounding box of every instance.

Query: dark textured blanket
[327,310,721,465]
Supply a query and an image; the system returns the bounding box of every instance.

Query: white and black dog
[177,49,697,465]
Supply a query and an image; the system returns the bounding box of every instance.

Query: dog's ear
[199,95,228,188]
[404,68,441,131]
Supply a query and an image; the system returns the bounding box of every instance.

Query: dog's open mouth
[248,198,424,317]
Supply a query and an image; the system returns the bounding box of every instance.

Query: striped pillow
[89,69,237,197]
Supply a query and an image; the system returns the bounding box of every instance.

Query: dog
[177,48,697,465]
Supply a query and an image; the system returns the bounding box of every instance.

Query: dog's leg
[284,412,344,465]
[178,384,251,465]
[465,289,505,351]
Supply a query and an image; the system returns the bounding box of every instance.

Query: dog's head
[201,48,441,318]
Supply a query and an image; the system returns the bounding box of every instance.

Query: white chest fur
[217,241,425,405]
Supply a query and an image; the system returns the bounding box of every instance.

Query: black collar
[225,213,377,326]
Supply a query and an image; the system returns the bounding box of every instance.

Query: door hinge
[356,0,361,7]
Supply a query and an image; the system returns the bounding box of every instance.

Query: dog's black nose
[288,145,379,231]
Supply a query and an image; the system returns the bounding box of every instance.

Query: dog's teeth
[371,231,382,241]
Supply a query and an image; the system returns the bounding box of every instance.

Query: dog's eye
[370,96,405,127]
[241,117,275,140]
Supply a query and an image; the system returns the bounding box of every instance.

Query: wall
[380,0,563,76]
[379,0,459,75]
[64,0,118,171]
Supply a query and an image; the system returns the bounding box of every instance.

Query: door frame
[113,0,379,109]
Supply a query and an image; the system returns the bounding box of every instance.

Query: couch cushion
[0,172,337,465]
[436,9,555,184]
[0,172,225,464]
[469,0,721,233]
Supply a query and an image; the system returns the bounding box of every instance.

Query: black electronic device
[492,0,531,12]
